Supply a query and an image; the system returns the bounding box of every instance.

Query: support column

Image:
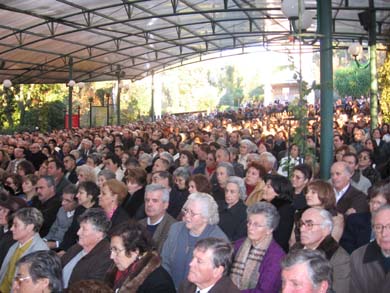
[318,0,333,179]
[68,57,73,129]
[116,65,121,126]
[369,0,378,131]
[151,71,155,122]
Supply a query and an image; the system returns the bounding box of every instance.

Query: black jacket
[218,200,247,241]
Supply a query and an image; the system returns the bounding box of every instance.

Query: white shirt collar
[334,183,350,203]
[147,214,165,226]
[196,284,214,293]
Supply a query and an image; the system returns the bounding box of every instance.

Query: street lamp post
[88,96,93,128]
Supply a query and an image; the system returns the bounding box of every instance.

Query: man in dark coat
[179,237,239,293]
[330,161,369,215]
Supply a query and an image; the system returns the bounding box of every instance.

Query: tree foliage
[378,50,390,123]
[334,65,370,98]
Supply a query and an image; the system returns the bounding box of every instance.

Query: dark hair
[125,167,147,186]
[111,221,153,256]
[264,174,293,201]
[368,180,390,203]
[342,152,358,165]
[293,164,313,180]
[78,208,111,235]
[17,160,35,175]
[77,181,100,204]
[23,174,39,186]
[180,150,195,166]
[152,171,174,188]
[104,152,122,167]
[39,175,56,188]
[63,184,77,196]
[195,237,233,276]
[17,250,63,292]
[247,161,267,179]
[49,159,66,173]
[189,174,212,194]
[67,280,112,293]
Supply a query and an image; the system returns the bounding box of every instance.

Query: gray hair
[39,175,56,188]
[217,162,235,177]
[145,184,170,203]
[240,139,257,153]
[282,249,333,292]
[226,176,246,201]
[14,207,44,232]
[316,208,334,232]
[78,208,111,236]
[138,153,153,166]
[259,152,277,165]
[17,250,63,292]
[373,204,390,222]
[98,169,116,180]
[159,151,174,166]
[173,166,192,181]
[76,165,97,183]
[247,202,280,230]
[195,237,233,276]
[184,192,219,225]
[247,153,261,162]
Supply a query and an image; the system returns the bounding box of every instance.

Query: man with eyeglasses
[291,207,350,293]
[350,204,390,293]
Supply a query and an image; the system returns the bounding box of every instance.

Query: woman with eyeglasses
[161,192,228,289]
[357,149,381,186]
[105,221,175,293]
[230,202,285,292]
[340,181,390,254]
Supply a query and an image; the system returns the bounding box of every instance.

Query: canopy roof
[0,0,389,84]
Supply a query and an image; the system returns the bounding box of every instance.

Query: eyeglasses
[109,247,126,255]
[372,224,390,234]
[182,208,201,218]
[299,220,323,230]
[14,275,32,284]
[246,221,267,229]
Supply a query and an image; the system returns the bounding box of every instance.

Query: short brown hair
[103,179,128,205]
[189,174,212,194]
[307,180,336,210]
[125,167,147,186]
[247,161,267,179]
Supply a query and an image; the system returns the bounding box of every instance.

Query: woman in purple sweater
[231,202,285,293]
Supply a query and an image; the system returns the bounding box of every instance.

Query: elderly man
[330,161,369,215]
[342,152,371,194]
[258,152,277,174]
[139,184,176,253]
[31,176,62,237]
[281,249,332,293]
[47,159,71,197]
[350,205,390,293]
[161,193,228,288]
[63,154,78,184]
[0,208,48,293]
[61,208,112,289]
[292,207,350,293]
[179,238,239,293]
[12,250,63,293]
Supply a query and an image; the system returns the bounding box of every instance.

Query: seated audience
[161,192,228,288]
[231,202,285,292]
[350,205,390,293]
[105,221,175,292]
[122,167,147,218]
[12,250,62,293]
[139,184,177,253]
[61,208,112,289]
[179,237,239,293]
[0,207,48,292]
[244,162,267,206]
[218,176,247,241]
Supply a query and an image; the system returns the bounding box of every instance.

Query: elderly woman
[122,167,147,218]
[188,174,212,195]
[86,153,103,176]
[99,179,129,232]
[173,166,191,192]
[0,193,27,266]
[0,207,48,293]
[212,162,235,202]
[245,162,267,206]
[97,169,116,189]
[76,165,97,184]
[231,202,285,292]
[161,192,228,288]
[61,208,113,289]
[12,250,62,293]
[105,222,175,292]
[262,174,295,252]
[238,139,256,170]
[218,176,247,241]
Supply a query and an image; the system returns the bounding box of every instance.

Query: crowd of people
[0,100,389,292]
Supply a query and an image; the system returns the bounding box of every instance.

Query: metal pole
[68,57,73,129]
[89,100,92,128]
[151,71,155,121]
[369,0,378,131]
[116,66,121,126]
[106,94,110,126]
[318,0,334,179]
